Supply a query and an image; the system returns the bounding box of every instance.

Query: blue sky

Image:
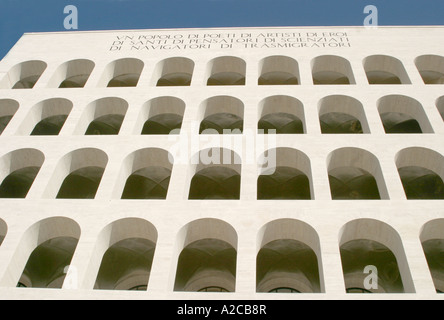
[0,0,443,59]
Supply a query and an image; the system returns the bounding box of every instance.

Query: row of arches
[0,217,442,293]
[2,54,444,89]
[0,146,443,201]
[1,94,443,136]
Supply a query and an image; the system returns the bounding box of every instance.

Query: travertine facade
[0,26,443,299]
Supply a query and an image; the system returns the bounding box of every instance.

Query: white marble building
[0,26,443,299]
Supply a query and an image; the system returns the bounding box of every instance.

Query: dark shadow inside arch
[313,71,350,85]
[329,167,381,200]
[56,166,105,199]
[0,115,14,135]
[189,167,240,200]
[398,166,444,199]
[320,112,363,134]
[141,113,183,135]
[157,73,192,86]
[12,75,41,89]
[94,238,156,290]
[85,114,125,135]
[258,113,304,134]
[258,72,299,85]
[200,113,243,134]
[257,239,321,293]
[59,74,90,88]
[0,167,40,198]
[107,74,140,87]
[17,236,78,288]
[366,71,402,85]
[121,167,171,200]
[174,239,237,292]
[31,115,69,136]
[341,239,404,293]
[422,239,444,293]
[207,72,245,86]
[380,112,422,134]
[258,167,311,200]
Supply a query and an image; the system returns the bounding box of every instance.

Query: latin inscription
[109,31,351,51]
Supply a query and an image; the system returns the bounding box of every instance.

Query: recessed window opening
[207,56,246,86]
[0,149,44,199]
[0,219,7,246]
[188,148,241,200]
[75,97,128,135]
[415,55,444,84]
[378,95,433,134]
[140,97,185,135]
[100,58,144,87]
[258,56,300,85]
[16,217,80,289]
[339,219,415,293]
[47,148,108,199]
[257,219,324,293]
[436,97,444,121]
[364,55,411,84]
[48,59,95,88]
[311,55,355,85]
[258,96,305,134]
[328,148,389,200]
[174,219,237,293]
[155,57,194,86]
[396,147,444,199]
[199,96,244,134]
[89,218,157,291]
[0,60,47,89]
[319,95,370,134]
[120,148,173,200]
[257,148,313,200]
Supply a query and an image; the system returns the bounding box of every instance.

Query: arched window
[15,217,80,289]
[327,147,389,200]
[311,55,355,85]
[44,148,108,199]
[257,148,313,200]
[0,149,44,198]
[258,56,300,85]
[318,95,370,134]
[74,97,128,135]
[188,148,241,200]
[199,96,244,134]
[0,99,19,135]
[257,219,324,293]
[48,59,95,88]
[118,148,173,200]
[154,57,194,86]
[339,219,415,293]
[364,55,411,84]
[396,147,444,199]
[207,56,246,86]
[415,55,444,84]
[174,219,237,292]
[138,97,185,135]
[17,98,73,136]
[93,218,157,291]
[378,95,433,134]
[258,96,305,134]
[0,60,47,89]
[99,58,144,87]
[420,219,444,293]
